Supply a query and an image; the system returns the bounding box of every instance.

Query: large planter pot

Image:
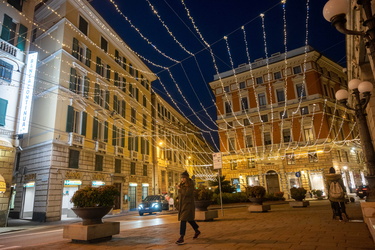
[72,207,112,225]
[194,200,211,211]
[249,197,264,205]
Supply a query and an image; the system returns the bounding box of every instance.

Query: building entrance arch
[266,170,280,194]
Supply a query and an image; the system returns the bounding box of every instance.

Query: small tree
[209,175,236,194]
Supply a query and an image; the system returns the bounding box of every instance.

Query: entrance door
[114,183,121,210]
[61,185,79,218]
[129,186,137,211]
[22,184,35,219]
[266,171,280,194]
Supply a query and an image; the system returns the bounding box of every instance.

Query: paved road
[1,200,374,249]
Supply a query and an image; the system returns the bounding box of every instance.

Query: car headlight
[151,203,159,208]
[138,204,143,209]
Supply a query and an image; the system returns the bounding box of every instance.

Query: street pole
[218,169,224,216]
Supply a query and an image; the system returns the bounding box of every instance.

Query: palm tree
[209,175,236,193]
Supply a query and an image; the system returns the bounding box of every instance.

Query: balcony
[115,146,124,156]
[68,133,84,147]
[95,141,107,152]
[0,39,23,61]
[142,154,150,162]
[130,151,138,160]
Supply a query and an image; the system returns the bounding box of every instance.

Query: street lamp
[323,0,375,68]
[335,79,375,201]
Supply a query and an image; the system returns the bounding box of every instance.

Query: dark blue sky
[90,0,345,149]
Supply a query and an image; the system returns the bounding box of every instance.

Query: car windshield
[143,195,160,202]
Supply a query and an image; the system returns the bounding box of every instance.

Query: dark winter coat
[177,178,195,221]
[325,173,347,202]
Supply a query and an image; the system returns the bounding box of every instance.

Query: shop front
[61,180,81,218]
[22,181,35,219]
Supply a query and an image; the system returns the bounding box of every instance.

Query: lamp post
[335,79,375,201]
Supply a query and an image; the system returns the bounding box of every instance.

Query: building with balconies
[0,0,38,227]
[209,46,366,197]
[9,0,156,222]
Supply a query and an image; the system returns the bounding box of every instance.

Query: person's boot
[193,230,201,239]
[175,236,184,245]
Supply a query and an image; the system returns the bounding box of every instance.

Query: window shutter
[105,90,110,110]
[112,125,116,146]
[113,95,118,113]
[0,98,8,126]
[69,67,76,91]
[92,117,98,140]
[84,77,89,98]
[135,136,139,152]
[104,121,108,142]
[121,100,125,117]
[128,133,132,150]
[81,111,87,136]
[94,83,100,104]
[1,14,12,41]
[141,137,145,154]
[96,57,101,74]
[121,129,125,147]
[106,65,111,80]
[72,38,79,58]
[17,24,28,51]
[135,88,139,101]
[85,48,91,67]
[66,105,74,132]
[114,72,119,87]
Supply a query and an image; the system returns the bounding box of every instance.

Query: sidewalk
[9,199,375,249]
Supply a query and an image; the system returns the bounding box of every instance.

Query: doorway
[129,185,137,211]
[22,182,35,219]
[113,183,121,210]
[266,170,280,194]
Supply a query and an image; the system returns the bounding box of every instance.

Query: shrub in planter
[71,185,120,208]
[246,186,266,198]
[274,191,285,200]
[194,185,214,201]
[290,187,307,201]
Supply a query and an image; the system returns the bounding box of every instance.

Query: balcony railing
[95,141,107,152]
[68,133,84,147]
[115,146,124,156]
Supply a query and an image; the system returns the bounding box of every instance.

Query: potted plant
[289,187,309,208]
[70,185,120,225]
[311,189,323,200]
[194,185,214,211]
[246,185,266,205]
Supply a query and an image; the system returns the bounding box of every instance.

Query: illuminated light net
[3,0,358,179]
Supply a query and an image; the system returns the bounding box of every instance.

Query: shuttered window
[0,98,8,126]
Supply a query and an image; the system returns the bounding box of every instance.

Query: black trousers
[180,220,199,236]
[331,201,347,219]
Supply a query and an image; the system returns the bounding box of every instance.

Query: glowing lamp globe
[358,81,373,93]
[323,0,348,22]
[335,89,349,100]
[348,79,362,90]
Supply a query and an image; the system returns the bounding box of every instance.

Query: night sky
[89,0,345,149]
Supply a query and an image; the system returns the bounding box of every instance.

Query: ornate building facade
[209,46,366,198]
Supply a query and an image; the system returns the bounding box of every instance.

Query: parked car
[138,195,169,216]
[356,185,369,199]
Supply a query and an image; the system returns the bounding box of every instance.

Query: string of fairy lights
[1,0,362,179]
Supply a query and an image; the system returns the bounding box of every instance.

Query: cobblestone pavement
[15,200,375,250]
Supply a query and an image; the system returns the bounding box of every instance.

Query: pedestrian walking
[175,171,200,245]
[325,167,349,221]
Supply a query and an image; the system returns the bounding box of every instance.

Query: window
[115,159,121,173]
[276,89,285,102]
[239,82,246,89]
[101,37,108,52]
[143,114,147,129]
[304,127,314,142]
[264,132,271,145]
[69,68,89,97]
[225,102,232,114]
[241,97,249,111]
[230,160,237,170]
[115,50,121,65]
[286,153,295,165]
[224,86,230,93]
[228,137,235,151]
[227,121,233,129]
[1,14,28,51]
[112,125,125,147]
[244,118,251,126]
[274,71,282,80]
[72,38,91,67]
[343,151,349,162]
[0,98,7,126]
[245,135,253,148]
[143,164,148,176]
[128,132,138,152]
[247,158,255,168]
[141,137,150,155]
[258,93,267,106]
[7,0,23,11]
[129,64,134,76]
[256,76,263,84]
[131,108,136,124]
[296,83,306,98]
[301,106,309,115]
[68,149,80,169]
[130,162,136,175]
[143,95,147,107]
[261,114,268,122]
[308,151,318,163]
[66,105,87,136]
[79,16,88,35]
[337,150,342,162]
[283,129,291,143]
[280,111,288,119]
[293,66,302,74]
[0,59,13,82]
[95,155,103,171]
[92,117,108,142]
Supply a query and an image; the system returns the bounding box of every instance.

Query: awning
[0,174,6,193]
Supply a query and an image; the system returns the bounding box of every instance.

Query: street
[0,200,374,249]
